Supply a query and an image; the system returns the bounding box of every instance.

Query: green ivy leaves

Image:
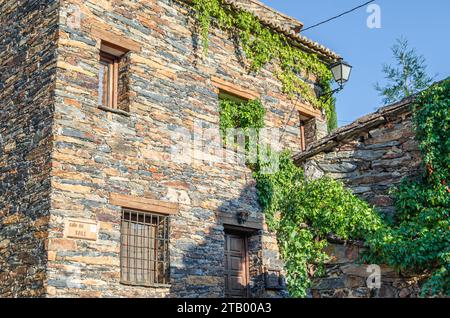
[413,79,450,186]
[219,98,265,137]
[197,0,449,297]
[364,79,450,297]
[253,152,383,296]
[191,0,338,131]
[253,80,449,297]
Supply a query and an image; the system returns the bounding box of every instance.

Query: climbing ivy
[364,79,450,297]
[201,0,449,296]
[190,0,338,131]
[254,153,383,297]
[254,80,449,297]
[219,98,265,138]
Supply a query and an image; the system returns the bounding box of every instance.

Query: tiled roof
[223,0,342,62]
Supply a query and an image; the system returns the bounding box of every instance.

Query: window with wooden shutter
[98,41,129,112]
[98,52,119,108]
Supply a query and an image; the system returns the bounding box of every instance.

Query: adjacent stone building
[294,97,426,298]
[294,97,422,219]
[0,0,340,297]
[311,241,423,298]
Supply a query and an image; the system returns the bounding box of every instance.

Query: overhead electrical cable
[300,0,376,33]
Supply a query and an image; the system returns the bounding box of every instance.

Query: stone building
[295,97,425,298]
[0,0,340,297]
[294,97,421,219]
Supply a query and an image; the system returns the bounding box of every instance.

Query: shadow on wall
[168,182,287,298]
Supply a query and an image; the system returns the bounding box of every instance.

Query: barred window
[120,209,170,286]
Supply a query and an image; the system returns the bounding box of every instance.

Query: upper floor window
[99,52,118,108]
[299,118,307,152]
[98,42,129,112]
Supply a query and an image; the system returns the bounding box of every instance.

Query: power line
[300,0,376,33]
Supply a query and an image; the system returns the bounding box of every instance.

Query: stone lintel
[219,212,264,232]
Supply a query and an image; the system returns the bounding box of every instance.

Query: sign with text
[65,219,98,241]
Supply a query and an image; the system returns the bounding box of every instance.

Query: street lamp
[321,59,353,101]
[331,60,352,88]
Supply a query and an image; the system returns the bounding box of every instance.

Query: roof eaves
[293,97,415,164]
[224,0,341,62]
[190,0,342,62]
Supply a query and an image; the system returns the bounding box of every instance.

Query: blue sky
[261,0,450,126]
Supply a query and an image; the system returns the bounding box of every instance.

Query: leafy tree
[375,37,434,104]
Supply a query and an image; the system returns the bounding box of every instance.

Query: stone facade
[294,98,421,218]
[1,0,336,298]
[311,242,422,298]
[0,0,59,297]
[294,98,426,298]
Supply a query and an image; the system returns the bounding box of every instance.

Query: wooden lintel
[211,76,260,100]
[110,193,179,215]
[91,27,141,52]
[294,101,322,118]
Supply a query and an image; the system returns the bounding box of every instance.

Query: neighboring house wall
[311,241,422,298]
[0,0,59,297]
[294,98,425,298]
[294,98,422,218]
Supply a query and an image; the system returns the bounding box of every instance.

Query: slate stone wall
[296,100,421,218]
[43,0,323,298]
[295,100,425,298]
[311,242,422,298]
[0,0,59,297]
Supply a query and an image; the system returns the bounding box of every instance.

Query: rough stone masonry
[295,97,425,298]
[294,97,422,219]
[0,0,338,297]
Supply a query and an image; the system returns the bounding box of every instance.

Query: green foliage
[375,37,434,105]
[219,98,266,138]
[413,78,450,185]
[364,79,450,297]
[421,264,449,297]
[254,80,449,297]
[254,152,383,297]
[190,0,337,131]
[326,99,338,132]
[210,15,449,296]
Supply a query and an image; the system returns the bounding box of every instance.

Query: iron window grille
[120,209,170,286]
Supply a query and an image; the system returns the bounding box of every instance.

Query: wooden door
[224,233,249,298]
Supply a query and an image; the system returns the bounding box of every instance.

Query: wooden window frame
[299,119,306,152]
[299,111,316,152]
[110,194,178,287]
[99,51,120,109]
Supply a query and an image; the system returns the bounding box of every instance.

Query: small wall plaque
[65,219,98,241]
